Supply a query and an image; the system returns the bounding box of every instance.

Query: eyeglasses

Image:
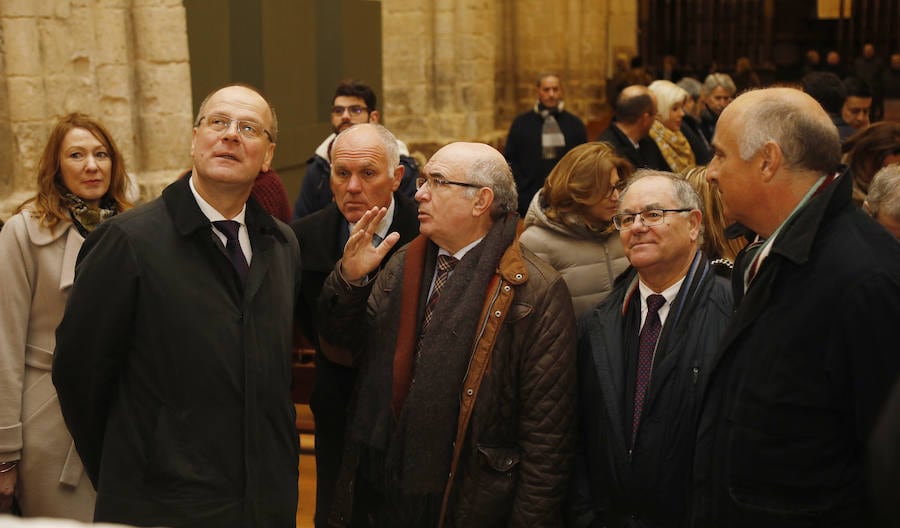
[612,208,693,231]
[331,105,368,116]
[198,114,273,142]
[415,175,483,191]
[609,179,627,195]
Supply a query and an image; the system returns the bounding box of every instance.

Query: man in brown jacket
[317,142,577,527]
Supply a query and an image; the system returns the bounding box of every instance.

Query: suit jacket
[597,123,672,172]
[571,255,731,528]
[53,177,302,528]
[290,194,418,525]
[691,171,900,528]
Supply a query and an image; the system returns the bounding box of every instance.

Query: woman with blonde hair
[681,166,745,272]
[0,113,132,519]
[521,142,633,316]
[648,80,704,173]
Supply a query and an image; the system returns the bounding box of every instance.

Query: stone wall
[0,0,192,219]
[381,0,638,156]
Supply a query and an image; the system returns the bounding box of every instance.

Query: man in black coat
[694,87,900,527]
[597,85,671,173]
[570,172,732,527]
[291,123,419,526]
[504,73,587,216]
[53,85,301,527]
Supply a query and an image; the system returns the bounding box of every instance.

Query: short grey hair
[736,95,841,175]
[465,157,518,219]
[677,77,703,100]
[867,165,900,219]
[332,123,401,177]
[620,169,702,212]
[619,169,704,239]
[702,73,736,96]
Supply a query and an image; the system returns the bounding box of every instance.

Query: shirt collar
[189,175,247,225]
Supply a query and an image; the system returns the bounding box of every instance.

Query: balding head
[417,142,516,252]
[731,88,840,175]
[616,85,657,124]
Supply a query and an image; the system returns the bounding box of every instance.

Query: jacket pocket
[456,445,520,525]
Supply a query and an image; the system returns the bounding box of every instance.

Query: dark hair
[615,90,655,124]
[842,76,873,98]
[333,80,376,112]
[801,72,846,114]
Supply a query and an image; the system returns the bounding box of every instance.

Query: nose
[414,184,430,203]
[346,174,363,192]
[221,119,241,140]
[84,154,99,171]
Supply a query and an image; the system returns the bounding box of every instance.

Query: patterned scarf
[650,120,695,173]
[534,101,566,159]
[63,192,119,236]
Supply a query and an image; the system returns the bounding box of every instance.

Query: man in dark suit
[693,87,900,527]
[53,84,301,527]
[570,171,731,527]
[291,123,418,526]
[598,85,671,172]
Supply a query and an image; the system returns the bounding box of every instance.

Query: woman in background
[681,166,746,276]
[648,80,703,173]
[842,121,900,207]
[521,142,633,316]
[0,113,132,519]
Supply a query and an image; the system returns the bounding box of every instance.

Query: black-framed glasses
[331,105,368,116]
[198,114,273,142]
[415,175,483,191]
[612,208,693,231]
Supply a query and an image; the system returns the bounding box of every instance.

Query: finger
[374,231,401,258]
[350,207,381,236]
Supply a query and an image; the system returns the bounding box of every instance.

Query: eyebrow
[620,202,669,213]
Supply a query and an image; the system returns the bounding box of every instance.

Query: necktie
[212,220,249,282]
[419,255,459,344]
[633,294,666,442]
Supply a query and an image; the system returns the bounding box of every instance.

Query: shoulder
[2,209,71,246]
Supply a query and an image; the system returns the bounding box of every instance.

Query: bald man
[318,143,577,526]
[597,84,672,172]
[54,84,301,527]
[693,88,900,527]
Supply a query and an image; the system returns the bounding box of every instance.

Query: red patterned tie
[418,255,458,347]
[633,294,666,441]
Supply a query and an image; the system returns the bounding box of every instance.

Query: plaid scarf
[650,120,695,173]
[535,101,566,159]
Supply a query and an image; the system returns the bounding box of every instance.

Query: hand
[0,465,17,513]
[339,206,400,282]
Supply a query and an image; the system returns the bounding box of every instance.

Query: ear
[863,200,873,216]
[368,110,380,124]
[391,165,404,192]
[472,187,495,217]
[261,141,276,173]
[191,127,197,157]
[687,208,703,241]
[758,141,782,182]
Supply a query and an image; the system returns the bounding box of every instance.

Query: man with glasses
[694,87,900,527]
[54,84,301,527]
[290,123,418,526]
[292,80,418,219]
[570,170,732,528]
[317,142,577,526]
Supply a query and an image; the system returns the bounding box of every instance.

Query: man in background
[505,73,587,216]
[292,80,418,219]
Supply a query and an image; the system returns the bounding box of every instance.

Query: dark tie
[212,220,249,282]
[419,255,459,345]
[633,294,666,441]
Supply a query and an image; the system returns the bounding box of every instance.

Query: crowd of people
[0,45,899,528]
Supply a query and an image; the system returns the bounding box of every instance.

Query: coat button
[515,273,523,280]
[466,388,474,396]
[494,310,502,317]
[503,285,511,292]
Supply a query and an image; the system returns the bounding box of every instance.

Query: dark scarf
[63,192,119,236]
[353,215,519,498]
[534,101,566,159]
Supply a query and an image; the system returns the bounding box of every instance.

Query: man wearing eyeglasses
[693,88,900,528]
[53,84,301,527]
[290,123,418,526]
[569,171,732,528]
[317,142,577,527]
[292,80,419,219]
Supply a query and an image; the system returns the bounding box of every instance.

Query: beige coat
[520,192,630,317]
[0,210,95,519]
